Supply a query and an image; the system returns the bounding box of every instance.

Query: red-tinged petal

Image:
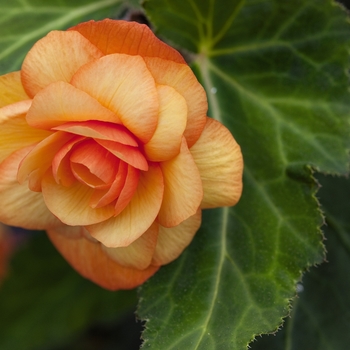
[52,135,85,186]
[71,54,158,143]
[41,172,115,226]
[190,118,243,208]
[144,57,208,147]
[0,147,61,229]
[144,85,187,162]
[70,140,119,188]
[102,222,158,270]
[96,139,148,171]
[26,81,121,130]
[0,110,52,164]
[90,162,128,208]
[17,131,75,191]
[53,121,138,146]
[0,72,29,107]
[86,163,164,248]
[69,19,185,64]
[21,31,104,97]
[152,210,201,266]
[158,138,203,227]
[114,165,140,216]
[47,227,159,290]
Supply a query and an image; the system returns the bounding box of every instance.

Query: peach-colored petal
[71,54,158,143]
[53,121,138,146]
[86,163,164,248]
[190,118,243,208]
[144,85,187,162]
[0,107,52,164]
[158,138,203,227]
[96,139,148,171]
[47,227,159,290]
[21,31,104,97]
[0,147,61,229]
[102,222,158,270]
[0,72,29,107]
[41,172,115,226]
[26,81,121,130]
[152,209,201,266]
[144,57,208,147]
[17,131,75,191]
[69,19,186,64]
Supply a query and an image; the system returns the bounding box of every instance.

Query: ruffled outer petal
[0,72,29,107]
[87,163,164,248]
[152,209,201,266]
[71,54,158,143]
[0,106,52,164]
[144,57,208,148]
[21,31,104,97]
[190,117,243,208]
[158,138,203,227]
[0,147,62,229]
[102,222,158,270]
[26,81,121,129]
[144,85,187,162]
[47,227,159,290]
[69,19,186,64]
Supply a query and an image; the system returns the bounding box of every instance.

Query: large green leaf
[139,0,350,349]
[250,174,350,349]
[0,232,137,350]
[0,0,138,74]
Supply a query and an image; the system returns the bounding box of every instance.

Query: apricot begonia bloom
[0,19,243,290]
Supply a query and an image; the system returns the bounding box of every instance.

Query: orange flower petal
[86,163,164,248]
[158,138,203,227]
[47,227,159,290]
[152,209,201,266]
[144,85,187,162]
[190,118,243,208]
[69,19,185,64]
[21,31,103,97]
[0,72,29,107]
[41,172,115,226]
[71,54,158,143]
[102,222,158,270]
[17,131,75,192]
[26,81,121,130]
[0,147,61,229]
[144,57,208,148]
[0,108,51,164]
[53,121,138,146]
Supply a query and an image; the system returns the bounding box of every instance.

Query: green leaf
[0,0,136,74]
[0,232,137,350]
[250,174,350,349]
[139,0,350,349]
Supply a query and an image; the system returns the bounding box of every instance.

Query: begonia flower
[0,19,243,290]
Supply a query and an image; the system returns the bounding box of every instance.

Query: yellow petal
[0,147,61,229]
[152,209,201,266]
[0,72,29,107]
[102,222,158,270]
[144,85,187,162]
[47,227,159,290]
[0,105,52,164]
[21,31,103,97]
[71,54,158,143]
[86,163,164,248]
[190,117,243,208]
[26,81,121,129]
[41,172,115,226]
[158,138,203,227]
[144,57,208,147]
